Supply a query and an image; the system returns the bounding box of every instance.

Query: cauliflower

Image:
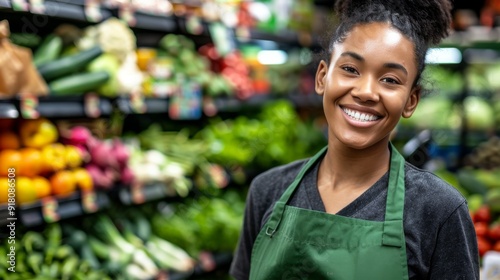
[78,18,136,63]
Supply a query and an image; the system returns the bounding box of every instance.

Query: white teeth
[343,108,379,122]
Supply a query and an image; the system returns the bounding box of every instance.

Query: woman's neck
[319,139,391,192]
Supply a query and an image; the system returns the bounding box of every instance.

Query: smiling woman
[230,0,480,279]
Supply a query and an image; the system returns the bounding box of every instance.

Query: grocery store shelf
[131,11,177,32]
[288,93,323,108]
[246,29,321,48]
[116,96,169,114]
[35,95,113,118]
[0,100,19,118]
[0,182,180,228]
[213,93,324,112]
[213,94,277,112]
[0,0,10,8]
[9,190,111,228]
[118,182,176,206]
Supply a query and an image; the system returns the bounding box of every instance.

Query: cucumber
[457,169,488,195]
[49,71,110,95]
[33,34,63,67]
[9,33,41,48]
[37,46,103,81]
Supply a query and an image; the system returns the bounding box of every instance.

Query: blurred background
[0,0,499,279]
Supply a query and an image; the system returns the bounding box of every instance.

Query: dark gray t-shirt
[230,157,479,280]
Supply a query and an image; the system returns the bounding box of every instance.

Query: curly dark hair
[321,0,453,87]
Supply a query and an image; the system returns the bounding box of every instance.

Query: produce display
[0,224,111,280]
[151,190,245,256]
[197,100,327,169]
[0,118,91,205]
[1,1,500,278]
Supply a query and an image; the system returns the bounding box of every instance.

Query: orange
[18,148,43,177]
[50,170,76,197]
[0,132,21,150]
[32,176,51,199]
[73,168,94,191]
[0,150,22,176]
[16,177,38,205]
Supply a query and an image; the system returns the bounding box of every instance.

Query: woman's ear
[402,86,421,118]
[315,60,328,95]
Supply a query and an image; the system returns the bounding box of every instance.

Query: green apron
[249,144,409,280]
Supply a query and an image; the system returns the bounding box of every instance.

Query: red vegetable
[489,224,500,241]
[67,126,93,147]
[120,166,135,185]
[474,206,492,224]
[88,139,118,169]
[475,222,489,238]
[493,240,500,252]
[86,164,114,189]
[477,236,492,257]
[111,138,130,168]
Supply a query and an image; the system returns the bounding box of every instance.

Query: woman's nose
[351,75,380,103]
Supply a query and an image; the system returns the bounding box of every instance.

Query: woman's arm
[428,202,480,279]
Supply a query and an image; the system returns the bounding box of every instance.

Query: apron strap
[382,143,406,247]
[265,146,328,237]
[265,143,406,245]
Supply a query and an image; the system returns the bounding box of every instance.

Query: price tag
[84,93,101,118]
[131,181,145,205]
[202,96,218,117]
[12,0,29,11]
[209,22,235,57]
[130,90,146,113]
[208,164,229,189]
[119,0,136,27]
[41,197,60,223]
[81,190,98,213]
[29,0,45,14]
[199,251,216,272]
[185,15,203,35]
[168,82,202,120]
[85,0,103,22]
[20,95,39,119]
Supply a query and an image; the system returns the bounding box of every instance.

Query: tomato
[490,224,500,241]
[478,236,493,257]
[474,206,492,223]
[475,222,490,238]
[493,240,500,252]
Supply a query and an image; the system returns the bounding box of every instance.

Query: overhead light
[258,50,288,65]
[425,48,462,64]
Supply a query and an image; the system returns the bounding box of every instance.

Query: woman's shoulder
[249,158,309,200]
[404,162,467,219]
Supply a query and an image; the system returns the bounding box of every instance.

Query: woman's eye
[342,66,358,74]
[381,77,399,84]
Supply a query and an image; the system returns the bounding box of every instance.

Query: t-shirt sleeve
[229,182,264,280]
[428,201,480,279]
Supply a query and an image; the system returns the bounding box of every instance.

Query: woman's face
[315,22,420,150]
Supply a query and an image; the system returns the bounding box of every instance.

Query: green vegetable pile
[0,224,110,280]
[66,211,195,280]
[197,100,327,169]
[152,190,245,256]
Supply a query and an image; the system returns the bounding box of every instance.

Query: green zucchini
[9,33,41,48]
[49,71,110,95]
[33,34,63,67]
[38,46,103,81]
